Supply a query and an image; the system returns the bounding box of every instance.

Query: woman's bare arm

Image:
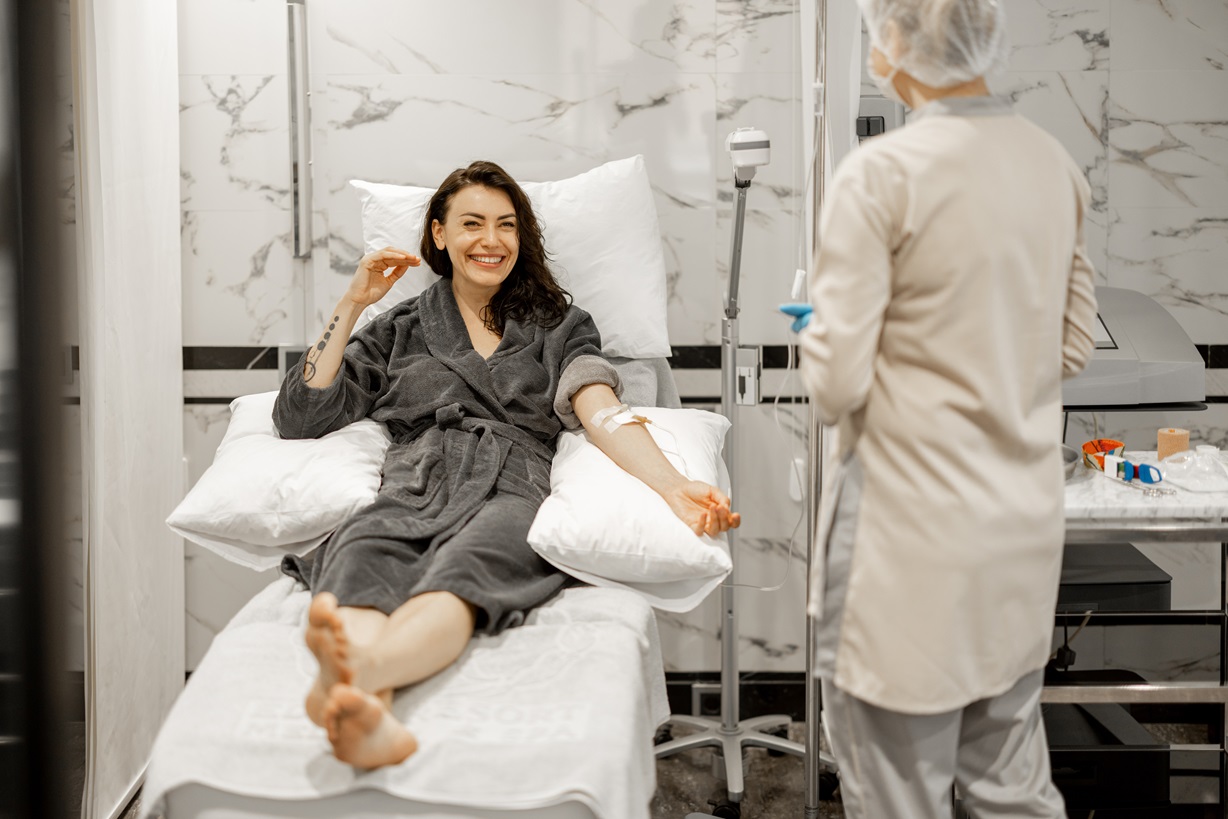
[303,248,419,388]
[570,383,740,537]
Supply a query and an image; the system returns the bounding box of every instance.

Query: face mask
[867,51,906,107]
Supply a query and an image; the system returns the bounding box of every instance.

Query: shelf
[1042,682,1228,705]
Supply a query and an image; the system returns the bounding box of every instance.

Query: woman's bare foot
[305,593,353,727]
[323,684,418,769]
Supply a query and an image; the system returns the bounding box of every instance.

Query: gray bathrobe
[274,278,621,633]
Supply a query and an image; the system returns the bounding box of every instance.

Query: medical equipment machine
[653,129,806,818]
[1062,287,1206,409]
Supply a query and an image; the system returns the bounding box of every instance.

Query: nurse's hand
[662,480,741,538]
[778,303,813,333]
[346,247,421,307]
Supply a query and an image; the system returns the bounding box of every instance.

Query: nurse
[799,1,1097,817]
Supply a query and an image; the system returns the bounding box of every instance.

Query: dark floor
[652,722,843,818]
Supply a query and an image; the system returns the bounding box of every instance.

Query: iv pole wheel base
[706,794,741,819]
[763,723,789,756]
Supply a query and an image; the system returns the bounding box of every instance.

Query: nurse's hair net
[859,0,1008,88]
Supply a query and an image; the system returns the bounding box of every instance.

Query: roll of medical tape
[1157,427,1190,462]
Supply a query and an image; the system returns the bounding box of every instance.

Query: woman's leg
[351,590,477,693]
[313,591,475,769]
[304,598,389,726]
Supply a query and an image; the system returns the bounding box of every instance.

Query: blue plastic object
[1137,463,1162,484]
[779,303,813,333]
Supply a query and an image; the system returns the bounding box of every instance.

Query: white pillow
[528,407,733,612]
[349,155,671,359]
[167,392,390,571]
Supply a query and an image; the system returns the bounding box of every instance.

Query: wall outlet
[735,345,761,406]
[691,682,722,717]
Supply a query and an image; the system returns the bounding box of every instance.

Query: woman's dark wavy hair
[420,160,570,334]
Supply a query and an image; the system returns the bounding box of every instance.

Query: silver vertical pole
[721,182,749,733]
[805,0,829,815]
[287,0,312,259]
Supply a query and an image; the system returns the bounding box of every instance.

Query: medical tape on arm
[590,403,647,433]
[590,403,690,474]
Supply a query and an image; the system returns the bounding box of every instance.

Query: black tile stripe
[174,345,1228,371]
[182,347,279,370]
[668,346,797,368]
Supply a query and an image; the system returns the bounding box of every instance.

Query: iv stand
[654,178,805,815]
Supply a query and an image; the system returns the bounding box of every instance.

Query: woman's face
[431,184,520,295]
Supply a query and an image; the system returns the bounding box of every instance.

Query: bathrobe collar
[417,278,514,424]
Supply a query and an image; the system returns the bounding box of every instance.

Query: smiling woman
[420,161,571,351]
[273,158,738,769]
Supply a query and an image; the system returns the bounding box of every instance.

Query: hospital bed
[142,577,669,819]
[144,363,689,819]
[144,158,720,819]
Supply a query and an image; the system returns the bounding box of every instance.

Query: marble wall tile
[178,0,289,76]
[716,73,802,210]
[657,545,808,673]
[1206,371,1228,397]
[183,370,281,401]
[311,0,719,77]
[185,545,281,669]
[731,538,808,670]
[55,67,77,346]
[1063,404,1228,453]
[184,404,233,487]
[319,73,718,209]
[658,404,810,671]
[181,211,304,345]
[183,404,280,669]
[716,208,806,345]
[63,404,84,672]
[997,70,1111,274]
[1112,0,1228,71]
[1052,624,1222,681]
[1108,70,1228,209]
[660,206,723,347]
[1131,541,1222,611]
[657,595,723,672]
[1004,0,1110,71]
[180,75,291,212]
[717,0,799,74]
[1107,208,1228,342]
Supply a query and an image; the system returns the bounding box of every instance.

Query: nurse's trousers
[823,670,1066,819]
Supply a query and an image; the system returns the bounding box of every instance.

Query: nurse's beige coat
[800,96,1098,715]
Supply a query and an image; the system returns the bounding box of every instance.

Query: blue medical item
[1103,454,1162,484]
[779,303,813,332]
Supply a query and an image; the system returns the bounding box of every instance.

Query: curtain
[71,1,185,817]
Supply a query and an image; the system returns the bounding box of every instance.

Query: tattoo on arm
[302,315,340,382]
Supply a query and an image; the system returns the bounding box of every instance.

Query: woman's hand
[662,480,741,538]
[345,247,421,308]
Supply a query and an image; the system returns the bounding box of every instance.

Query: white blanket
[142,578,670,819]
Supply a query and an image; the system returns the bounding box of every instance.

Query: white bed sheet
[163,783,597,819]
[142,577,670,819]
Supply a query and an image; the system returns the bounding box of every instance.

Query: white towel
[142,577,670,819]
